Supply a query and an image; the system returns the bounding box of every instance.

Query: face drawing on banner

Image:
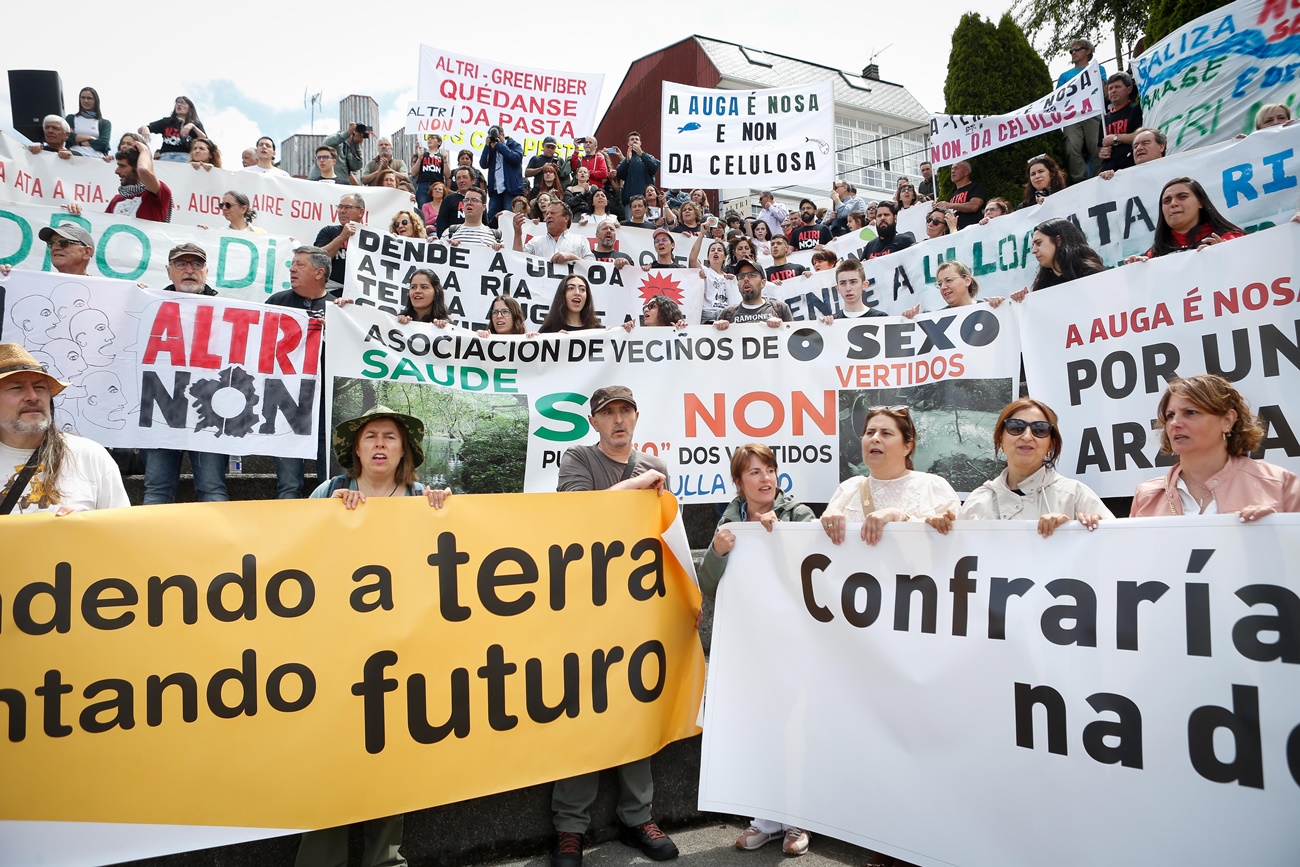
[50,282,92,338]
[30,340,88,402]
[79,370,128,430]
[69,307,117,366]
[10,295,60,347]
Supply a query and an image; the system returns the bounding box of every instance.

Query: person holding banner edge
[697,442,815,857]
[1130,375,1299,518]
[552,384,676,866]
[820,404,958,546]
[957,399,1111,535]
[1126,177,1244,262]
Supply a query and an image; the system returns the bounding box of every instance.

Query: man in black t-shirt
[525,136,572,194]
[593,219,633,269]
[940,161,988,231]
[314,193,365,288]
[435,167,473,236]
[788,198,832,250]
[858,202,915,260]
[765,236,807,283]
[1100,73,1143,173]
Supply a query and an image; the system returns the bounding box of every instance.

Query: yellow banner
[0,492,704,830]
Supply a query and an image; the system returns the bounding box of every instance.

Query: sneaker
[782,827,810,856]
[552,831,583,867]
[736,825,783,850]
[619,820,679,861]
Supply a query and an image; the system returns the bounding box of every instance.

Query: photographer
[478,125,525,227]
[312,122,370,183]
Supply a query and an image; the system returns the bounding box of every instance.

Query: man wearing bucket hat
[138,243,228,506]
[0,343,128,515]
[551,384,676,867]
[297,405,448,867]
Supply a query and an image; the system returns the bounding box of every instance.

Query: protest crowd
[3,23,1300,867]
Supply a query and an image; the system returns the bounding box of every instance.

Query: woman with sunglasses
[396,269,450,326]
[959,399,1110,536]
[925,206,956,239]
[476,295,528,338]
[894,182,924,213]
[820,405,958,546]
[220,191,265,233]
[1131,375,1298,518]
[389,210,428,239]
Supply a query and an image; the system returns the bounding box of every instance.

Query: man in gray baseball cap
[37,225,95,275]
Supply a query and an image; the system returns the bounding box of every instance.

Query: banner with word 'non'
[701,517,1300,867]
[0,271,319,457]
[660,81,835,188]
[0,492,704,864]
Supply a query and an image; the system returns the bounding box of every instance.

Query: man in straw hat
[0,343,128,515]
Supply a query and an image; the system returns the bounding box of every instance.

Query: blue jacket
[479,137,526,197]
[617,150,660,203]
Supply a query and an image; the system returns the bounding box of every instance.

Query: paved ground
[484,819,876,866]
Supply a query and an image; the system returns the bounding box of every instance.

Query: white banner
[339,226,706,329]
[0,199,295,304]
[1136,0,1300,151]
[324,302,1022,503]
[660,82,835,188]
[826,123,1300,315]
[929,63,1104,167]
[0,131,411,242]
[1017,226,1300,498]
[417,46,603,160]
[701,517,1300,867]
[0,271,319,458]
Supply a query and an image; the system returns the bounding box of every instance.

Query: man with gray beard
[0,343,128,515]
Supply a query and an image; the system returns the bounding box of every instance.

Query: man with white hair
[26,115,72,159]
[0,343,128,515]
[362,137,409,185]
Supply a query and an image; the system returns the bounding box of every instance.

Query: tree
[1013,0,1151,69]
[940,13,1060,207]
[1146,0,1232,45]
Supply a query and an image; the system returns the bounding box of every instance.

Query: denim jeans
[155,151,190,163]
[274,427,330,499]
[141,449,228,504]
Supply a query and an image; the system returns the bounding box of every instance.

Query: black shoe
[619,821,679,861]
[552,831,583,867]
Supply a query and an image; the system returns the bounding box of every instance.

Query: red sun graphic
[639,271,685,303]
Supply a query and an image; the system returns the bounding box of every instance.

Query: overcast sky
[4,2,1079,156]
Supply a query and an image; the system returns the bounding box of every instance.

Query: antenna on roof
[304,88,323,134]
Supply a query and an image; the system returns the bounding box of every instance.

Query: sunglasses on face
[394,219,411,227]
[1003,418,1053,438]
[219,202,237,210]
[48,238,84,249]
[927,217,945,226]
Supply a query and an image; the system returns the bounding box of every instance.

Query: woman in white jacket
[959,398,1111,536]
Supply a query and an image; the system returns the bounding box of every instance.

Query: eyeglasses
[927,217,945,226]
[316,155,334,161]
[337,204,359,210]
[1070,45,1087,53]
[490,309,511,318]
[1003,418,1054,438]
[219,202,237,210]
[48,238,85,249]
[394,219,411,227]
[171,258,205,271]
[868,405,909,413]
[1027,154,1049,165]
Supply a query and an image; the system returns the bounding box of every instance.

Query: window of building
[835,115,927,196]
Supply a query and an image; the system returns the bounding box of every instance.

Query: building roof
[692,36,930,124]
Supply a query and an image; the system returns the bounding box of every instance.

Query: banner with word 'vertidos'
[417,45,603,159]
[0,199,295,304]
[0,271,319,457]
[660,82,835,188]
[1017,226,1300,498]
[0,492,704,864]
[701,517,1300,867]
[929,62,1103,167]
[325,302,1022,504]
[0,131,411,243]
[1135,0,1300,152]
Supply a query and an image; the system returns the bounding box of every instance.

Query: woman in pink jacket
[1131,374,1300,518]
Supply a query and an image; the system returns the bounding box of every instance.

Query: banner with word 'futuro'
[0,131,411,242]
[325,301,1021,504]
[660,82,835,188]
[1135,0,1300,152]
[700,518,1300,867]
[0,271,319,457]
[929,62,1104,167]
[417,46,603,160]
[341,226,706,329]
[0,199,296,303]
[1017,226,1299,498]
[0,493,704,864]
[822,123,1300,315]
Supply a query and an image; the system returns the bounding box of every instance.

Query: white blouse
[825,471,959,521]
